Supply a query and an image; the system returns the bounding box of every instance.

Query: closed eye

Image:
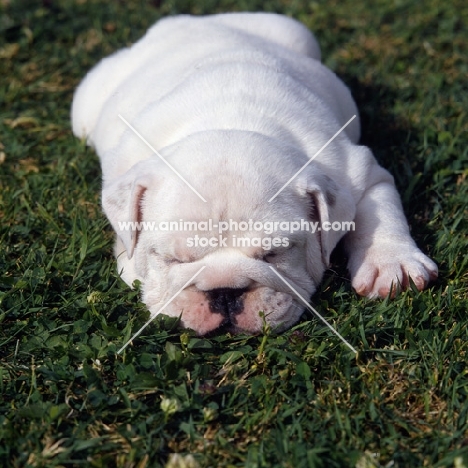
[164,257,182,265]
[149,248,182,265]
[261,243,296,262]
[262,251,277,262]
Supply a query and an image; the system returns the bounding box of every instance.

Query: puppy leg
[345,181,438,298]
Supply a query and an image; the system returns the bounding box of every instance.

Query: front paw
[348,245,438,298]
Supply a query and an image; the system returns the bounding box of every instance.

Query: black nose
[206,288,246,316]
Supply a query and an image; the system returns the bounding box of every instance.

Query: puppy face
[103,131,355,334]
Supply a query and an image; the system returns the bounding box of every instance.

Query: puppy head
[102,131,355,335]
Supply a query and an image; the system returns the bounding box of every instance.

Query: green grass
[1,0,467,466]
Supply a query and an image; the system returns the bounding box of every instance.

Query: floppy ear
[102,160,159,259]
[297,170,356,268]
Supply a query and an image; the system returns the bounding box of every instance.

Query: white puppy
[72,13,438,335]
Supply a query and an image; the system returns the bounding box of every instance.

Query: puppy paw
[349,245,438,298]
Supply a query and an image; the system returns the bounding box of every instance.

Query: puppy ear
[102,160,158,259]
[298,171,356,267]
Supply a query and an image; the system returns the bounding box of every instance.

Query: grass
[0,0,467,466]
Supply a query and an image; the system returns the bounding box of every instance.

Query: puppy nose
[207,288,246,316]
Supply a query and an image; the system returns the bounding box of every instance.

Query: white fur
[72,13,437,334]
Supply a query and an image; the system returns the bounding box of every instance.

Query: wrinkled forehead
[150,180,309,224]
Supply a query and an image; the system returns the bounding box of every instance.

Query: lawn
[0,0,467,466]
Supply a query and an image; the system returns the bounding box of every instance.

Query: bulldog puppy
[71,13,438,335]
